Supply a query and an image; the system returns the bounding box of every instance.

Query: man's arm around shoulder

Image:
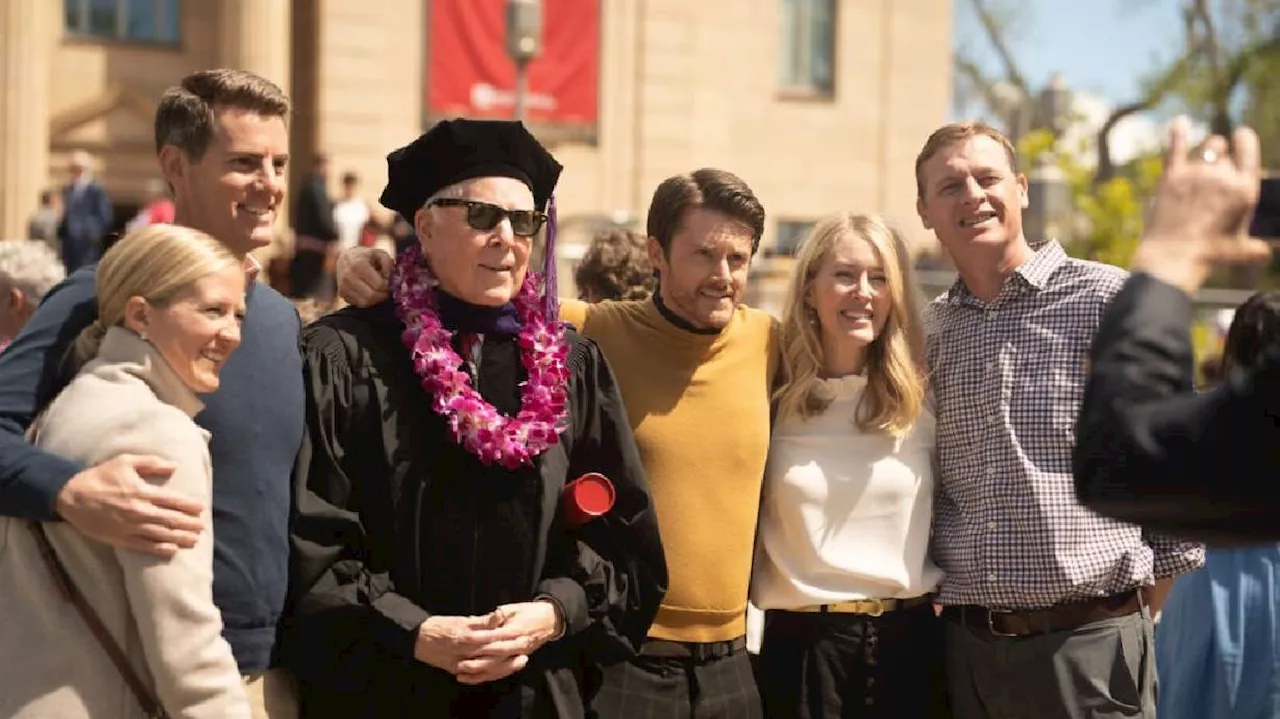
[0,268,97,519]
[0,268,201,557]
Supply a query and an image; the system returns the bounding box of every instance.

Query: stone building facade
[0,0,952,304]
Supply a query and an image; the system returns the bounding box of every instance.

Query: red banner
[427,0,600,126]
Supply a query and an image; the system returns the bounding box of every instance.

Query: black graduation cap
[379,118,563,219]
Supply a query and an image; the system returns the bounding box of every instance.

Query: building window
[779,0,835,95]
[771,220,816,257]
[65,0,181,45]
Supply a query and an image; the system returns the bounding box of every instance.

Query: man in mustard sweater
[336,167,776,718]
[560,169,775,718]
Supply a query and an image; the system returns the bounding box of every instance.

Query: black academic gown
[282,302,667,718]
[1074,273,1280,543]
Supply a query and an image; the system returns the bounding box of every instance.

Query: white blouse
[751,373,943,609]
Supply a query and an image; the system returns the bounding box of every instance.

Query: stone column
[218,0,293,251]
[0,0,53,240]
[218,0,292,93]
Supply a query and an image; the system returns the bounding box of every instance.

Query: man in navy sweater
[0,69,304,717]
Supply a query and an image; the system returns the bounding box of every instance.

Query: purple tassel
[543,195,560,318]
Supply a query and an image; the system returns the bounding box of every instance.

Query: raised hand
[1133,117,1270,295]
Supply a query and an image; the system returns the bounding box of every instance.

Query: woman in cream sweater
[751,213,945,718]
[0,224,252,718]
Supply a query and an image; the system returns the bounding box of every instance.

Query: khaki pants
[242,668,299,719]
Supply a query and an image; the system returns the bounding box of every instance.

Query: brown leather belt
[787,594,934,616]
[640,636,747,660]
[943,590,1143,637]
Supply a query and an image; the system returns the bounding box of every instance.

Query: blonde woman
[751,214,946,718]
[0,224,252,718]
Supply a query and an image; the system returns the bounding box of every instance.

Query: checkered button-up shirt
[925,240,1204,610]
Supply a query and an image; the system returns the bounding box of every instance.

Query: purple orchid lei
[390,244,571,469]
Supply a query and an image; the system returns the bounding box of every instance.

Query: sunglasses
[428,198,547,237]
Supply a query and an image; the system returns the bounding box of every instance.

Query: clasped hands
[413,600,563,685]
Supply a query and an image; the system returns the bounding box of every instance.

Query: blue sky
[954,0,1186,104]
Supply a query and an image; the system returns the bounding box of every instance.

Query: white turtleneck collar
[812,371,868,402]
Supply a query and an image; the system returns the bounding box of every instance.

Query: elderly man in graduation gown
[283,119,667,718]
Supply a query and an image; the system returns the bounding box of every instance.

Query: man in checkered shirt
[916,121,1204,719]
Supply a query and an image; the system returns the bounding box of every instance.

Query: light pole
[506,0,543,122]
[1026,152,1073,245]
[1024,74,1076,245]
[1036,72,1073,138]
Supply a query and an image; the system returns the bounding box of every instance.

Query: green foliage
[1017,130,1164,269]
[1015,3,1280,276]
[1190,318,1225,386]
[1162,0,1280,168]
[1080,155,1164,267]
[1241,59,1280,170]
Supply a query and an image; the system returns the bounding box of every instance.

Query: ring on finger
[1200,148,1219,163]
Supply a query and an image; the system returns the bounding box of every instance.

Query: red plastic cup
[562,472,616,526]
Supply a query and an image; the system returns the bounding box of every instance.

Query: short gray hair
[419,179,478,215]
[417,177,539,216]
[0,241,66,304]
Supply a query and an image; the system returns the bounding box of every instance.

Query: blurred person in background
[574,227,656,303]
[0,240,66,352]
[289,298,328,326]
[1155,290,1280,719]
[27,190,61,251]
[391,212,417,255]
[1198,355,1225,388]
[289,154,338,300]
[57,150,113,272]
[360,212,395,254]
[125,179,177,233]
[0,225,252,719]
[332,171,370,255]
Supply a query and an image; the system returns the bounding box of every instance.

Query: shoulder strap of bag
[28,523,170,719]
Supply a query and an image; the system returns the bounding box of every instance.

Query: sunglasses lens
[509,211,545,237]
[466,203,504,231]
[457,201,544,236]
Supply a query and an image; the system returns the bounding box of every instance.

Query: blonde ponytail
[71,319,110,372]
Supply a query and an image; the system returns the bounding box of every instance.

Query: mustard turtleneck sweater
[560,297,777,642]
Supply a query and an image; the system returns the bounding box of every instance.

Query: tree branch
[1094,51,1201,187]
[1190,0,1223,71]
[966,0,1031,95]
[1188,0,1234,133]
[1095,102,1151,188]
[1212,34,1280,135]
[953,53,1008,119]
[1225,36,1280,89]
